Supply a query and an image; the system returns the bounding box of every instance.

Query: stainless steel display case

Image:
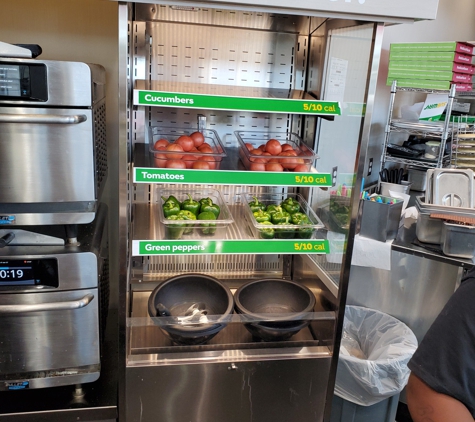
[116,1,439,421]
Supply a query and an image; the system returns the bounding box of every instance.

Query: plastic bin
[149,127,227,170]
[234,130,318,172]
[241,192,324,239]
[330,306,418,422]
[158,187,234,239]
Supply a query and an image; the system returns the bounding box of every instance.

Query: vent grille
[94,100,108,200]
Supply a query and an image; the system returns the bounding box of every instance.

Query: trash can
[330,306,418,422]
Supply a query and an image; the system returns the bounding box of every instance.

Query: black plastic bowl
[234,278,316,341]
[148,273,234,345]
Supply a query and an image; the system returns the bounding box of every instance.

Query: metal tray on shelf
[390,119,461,133]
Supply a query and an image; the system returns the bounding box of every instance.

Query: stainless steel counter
[393,220,474,270]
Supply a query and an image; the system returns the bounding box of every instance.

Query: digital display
[0,65,30,97]
[0,63,47,101]
[0,259,58,287]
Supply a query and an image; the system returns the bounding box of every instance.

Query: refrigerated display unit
[116,1,439,421]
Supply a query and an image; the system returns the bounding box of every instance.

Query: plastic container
[332,306,417,413]
[158,187,234,239]
[330,393,400,422]
[424,140,441,159]
[149,127,227,170]
[241,192,324,239]
[234,130,318,172]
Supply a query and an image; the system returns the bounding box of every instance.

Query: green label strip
[135,90,341,116]
[133,239,329,256]
[134,168,332,187]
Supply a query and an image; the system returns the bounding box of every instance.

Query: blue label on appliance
[6,381,29,390]
[0,216,15,225]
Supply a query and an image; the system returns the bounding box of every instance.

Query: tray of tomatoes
[235,131,318,172]
[149,127,227,170]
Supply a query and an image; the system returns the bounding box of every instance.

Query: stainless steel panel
[147,22,296,88]
[126,0,439,22]
[347,249,459,343]
[0,288,100,379]
[126,357,330,422]
[0,107,95,203]
[0,59,105,107]
[137,4,311,34]
[0,248,98,290]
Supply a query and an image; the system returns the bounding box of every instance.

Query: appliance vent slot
[94,100,108,200]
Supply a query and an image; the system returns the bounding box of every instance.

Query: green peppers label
[133,239,330,255]
[134,168,332,187]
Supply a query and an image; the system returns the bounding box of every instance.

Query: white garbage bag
[334,306,418,406]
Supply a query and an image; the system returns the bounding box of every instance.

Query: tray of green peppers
[159,188,234,239]
[243,193,324,239]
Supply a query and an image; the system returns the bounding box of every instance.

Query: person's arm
[407,373,474,422]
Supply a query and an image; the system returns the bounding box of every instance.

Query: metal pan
[432,168,474,208]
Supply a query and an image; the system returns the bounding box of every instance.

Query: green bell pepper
[290,212,309,225]
[165,215,186,239]
[297,219,313,239]
[248,196,266,213]
[271,207,291,224]
[258,221,275,239]
[162,199,181,218]
[266,204,280,216]
[176,209,197,234]
[182,193,200,216]
[253,208,272,223]
[200,198,220,219]
[281,197,301,215]
[162,195,181,209]
[275,222,295,239]
[197,211,217,235]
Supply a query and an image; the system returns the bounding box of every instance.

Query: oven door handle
[0,113,87,124]
[0,293,94,314]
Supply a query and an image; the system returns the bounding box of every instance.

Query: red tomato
[265,162,284,172]
[257,144,266,151]
[154,138,169,150]
[166,159,187,169]
[249,149,263,162]
[244,143,254,151]
[190,131,205,148]
[183,154,198,169]
[278,151,299,169]
[260,152,272,163]
[281,143,294,152]
[175,136,194,152]
[153,153,167,168]
[250,162,266,171]
[293,164,309,172]
[201,155,217,170]
[198,143,214,154]
[265,139,282,156]
[192,160,211,170]
[165,143,184,160]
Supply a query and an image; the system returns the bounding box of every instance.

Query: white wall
[0,0,119,306]
[367,0,475,185]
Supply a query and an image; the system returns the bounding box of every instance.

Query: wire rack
[451,116,475,170]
